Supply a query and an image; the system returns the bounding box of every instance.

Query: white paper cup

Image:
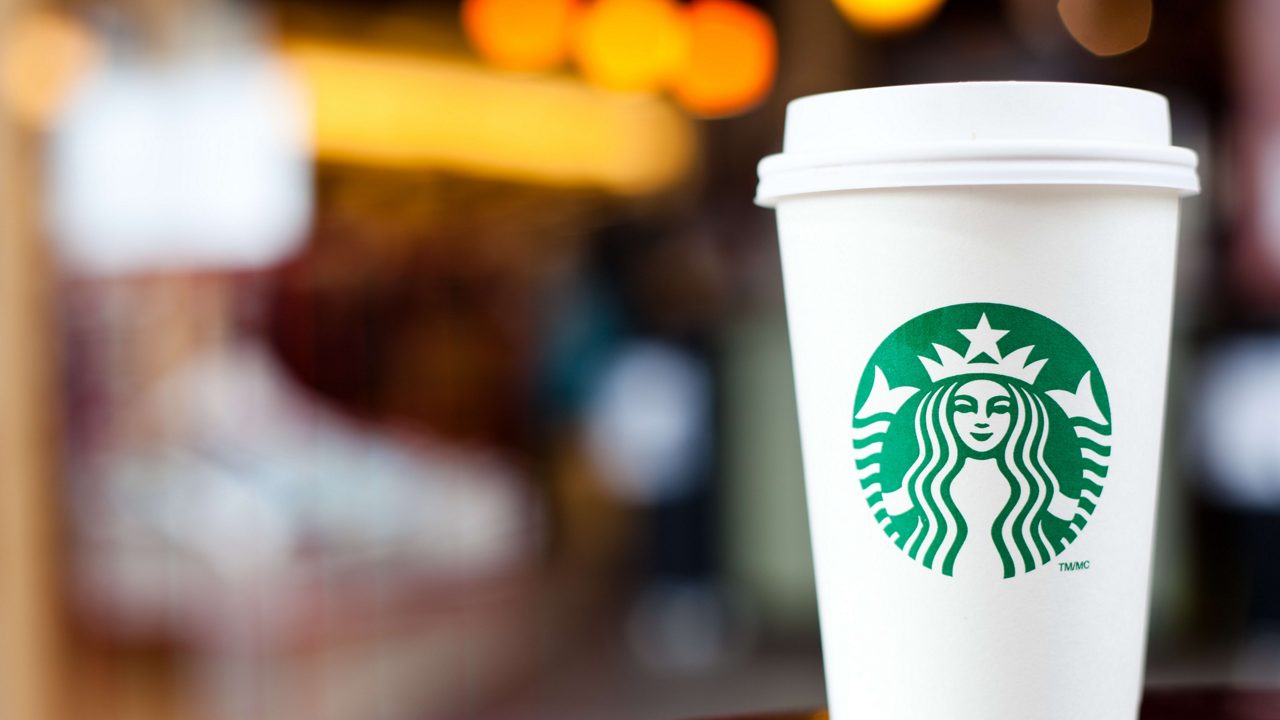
[756,83,1199,720]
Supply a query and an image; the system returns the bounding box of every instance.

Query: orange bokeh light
[832,0,946,34]
[1057,0,1152,57]
[572,0,690,93]
[673,0,777,117]
[0,10,98,129]
[462,0,579,72]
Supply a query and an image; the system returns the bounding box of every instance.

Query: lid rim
[758,140,1198,175]
[755,157,1200,207]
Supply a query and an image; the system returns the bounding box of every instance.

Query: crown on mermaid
[918,313,1046,384]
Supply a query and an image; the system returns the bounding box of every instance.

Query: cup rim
[756,140,1200,206]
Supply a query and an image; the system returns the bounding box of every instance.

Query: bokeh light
[286,41,695,194]
[0,10,98,129]
[832,0,946,34]
[673,0,777,118]
[572,0,690,93]
[1057,0,1152,57]
[462,0,580,72]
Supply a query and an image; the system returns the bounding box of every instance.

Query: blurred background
[0,0,1275,718]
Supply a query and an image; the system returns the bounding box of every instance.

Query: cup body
[776,185,1181,720]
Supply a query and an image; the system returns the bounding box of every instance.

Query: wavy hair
[900,378,1076,577]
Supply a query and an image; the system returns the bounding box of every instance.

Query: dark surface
[700,687,1280,720]
[1140,689,1280,720]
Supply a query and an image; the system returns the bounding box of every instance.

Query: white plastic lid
[756,82,1200,206]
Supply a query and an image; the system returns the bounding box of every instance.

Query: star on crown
[918,314,1047,384]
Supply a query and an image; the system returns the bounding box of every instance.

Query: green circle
[852,303,1111,578]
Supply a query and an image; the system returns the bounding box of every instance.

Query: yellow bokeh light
[0,10,99,130]
[572,0,690,93]
[673,0,777,118]
[462,0,580,72]
[284,41,695,195]
[832,0,946,34]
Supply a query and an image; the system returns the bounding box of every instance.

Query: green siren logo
[852,303,1111,579]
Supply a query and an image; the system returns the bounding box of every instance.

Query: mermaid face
[951,379,1012,456]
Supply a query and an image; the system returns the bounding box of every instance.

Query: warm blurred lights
[673,0,776,118]
[284,41,694,194]
[832,0,946,34]
[462,0,579,72]
[572,0,690,93]
[1057,0,1151,57]
[1,10,98,129]
[461,0,780,117]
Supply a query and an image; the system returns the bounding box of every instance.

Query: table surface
[702,688,1280,720]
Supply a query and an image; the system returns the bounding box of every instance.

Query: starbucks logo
[852,303,1111,578]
